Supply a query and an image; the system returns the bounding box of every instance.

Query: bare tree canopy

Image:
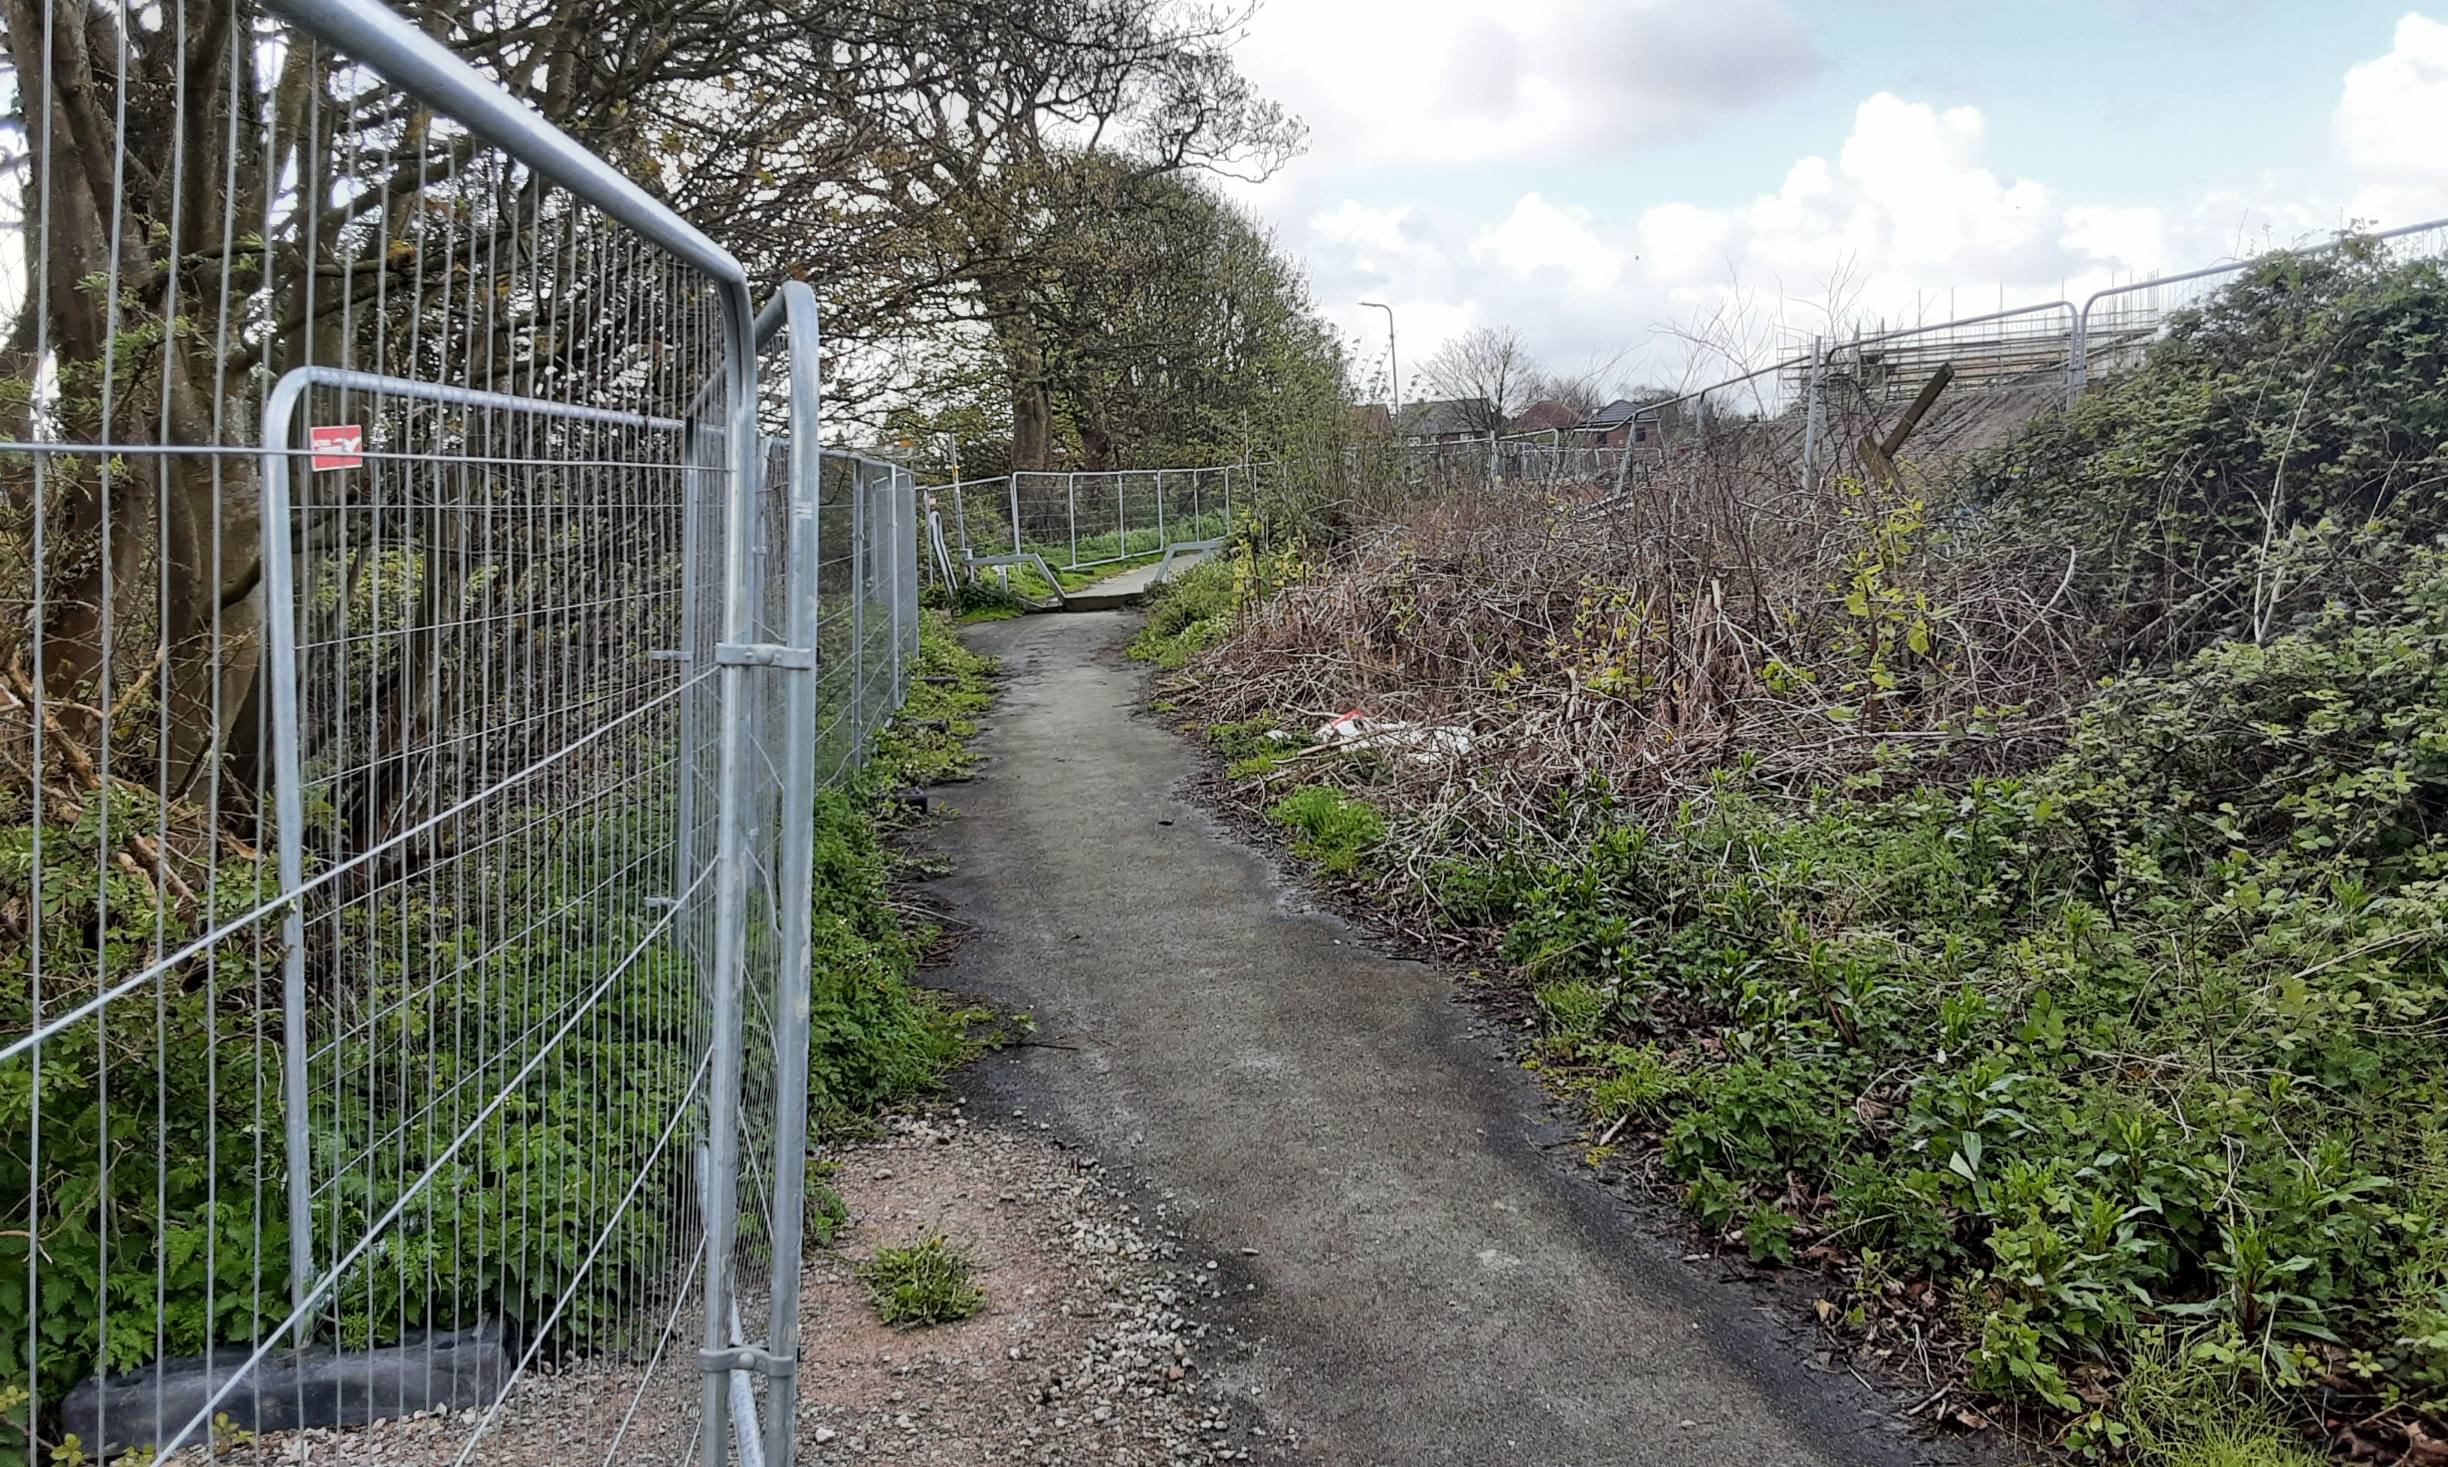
[1416,326,1539,433]
[0,0,1326,799]
[1526,351,1633,419]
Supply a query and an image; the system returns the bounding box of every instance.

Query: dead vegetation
[1177,368,2085,873]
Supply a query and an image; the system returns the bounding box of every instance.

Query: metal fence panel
[0,0,750,1458]
[813,454,867,786]
[2072,215,2448,395]
[0,1,931,1460]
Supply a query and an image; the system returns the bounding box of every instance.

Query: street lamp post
[1360,300,1398,423]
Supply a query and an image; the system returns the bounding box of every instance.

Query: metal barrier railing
[2069,214,2448,397]
[1344,218,2448,504]
[941,465,1241,590]
[0,4,918,1463]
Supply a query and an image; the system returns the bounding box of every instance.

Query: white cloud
[1631,93,2086,341]
[2337,12,2448,222]
[1263,9,2448,397]
[1230,0,1819,172]
[1470,195,1625,296]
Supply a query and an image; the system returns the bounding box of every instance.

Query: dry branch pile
[1176,380,2080,861]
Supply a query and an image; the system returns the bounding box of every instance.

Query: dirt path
[920,611,1983,1467]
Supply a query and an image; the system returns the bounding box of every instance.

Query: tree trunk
[1079,421,1117,472]
[1008,324,1054,471]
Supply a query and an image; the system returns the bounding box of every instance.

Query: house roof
[1577,398,1646,428]
[1510,399,1579,433]
[1394,397,1492,436]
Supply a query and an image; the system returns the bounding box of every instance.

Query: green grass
[868,615,996,785]
[958,547,1177,608]
[1265,786,1384,877]
[1014,509,1230,578]
[2112,1332,2329,1465]
[855,1235,987,1327]
[1128,557,1236,668]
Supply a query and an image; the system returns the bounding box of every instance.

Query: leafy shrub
[1663,1059,1850,1186]
[1743,1203,1799,1265]
[1826,1160,1962,1272]
[1969,243,2448,665]
[0,799,290,1406]
[1425,853,1536,927]
[1129,557,1236,669]
[0,801,703,1413]
[802,789,972,1125]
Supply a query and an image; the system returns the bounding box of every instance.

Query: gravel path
[916,610,1997,1467]
[189,1110,1278,1465]
[788,1106,1282,1464]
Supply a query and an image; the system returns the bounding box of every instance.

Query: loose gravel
[173,1104,1287,1465]
[789,1103,1288,1464]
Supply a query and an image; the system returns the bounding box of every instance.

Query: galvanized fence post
[695,268,764,1467]
[887,470,906,703]
[2068,305,2090,405]
[1800,334,1825,492]
[757,281,826,1467]
[904,471,923,683]
[851,461,870,765]
[258,377,319,1322]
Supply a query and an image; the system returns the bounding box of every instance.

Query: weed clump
[1130,557,1236,668]
[856,1235,987,1327]
[1265,787,1384,876]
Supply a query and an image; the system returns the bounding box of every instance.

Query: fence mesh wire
[0,8,914,1464]
[941,466,1241,586]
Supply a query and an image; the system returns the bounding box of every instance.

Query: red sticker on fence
[310,424,363,471]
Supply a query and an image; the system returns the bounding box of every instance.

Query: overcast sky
[1216,1,2448,399]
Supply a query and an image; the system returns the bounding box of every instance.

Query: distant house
[1574,396,1683,448]
[1393,397,1495,444]
[1353,403,1393,437]
[1509,399,1579,435]
[1574,399,1648,448]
